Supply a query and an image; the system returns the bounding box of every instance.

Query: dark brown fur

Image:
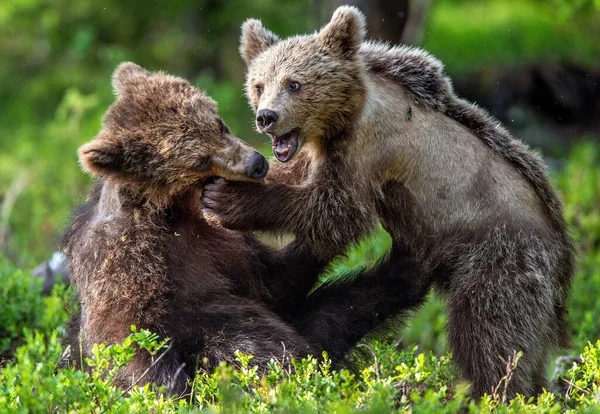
[64,62,428,394]
[202,7,576,399]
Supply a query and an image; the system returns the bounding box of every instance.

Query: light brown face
[79,63,268,192]
[247,39,357,163]
[240,7,367,163]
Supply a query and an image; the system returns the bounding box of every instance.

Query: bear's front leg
[201,178,299,231]
[202,176,377,260]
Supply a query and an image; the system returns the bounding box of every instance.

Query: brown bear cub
[64,62,428,394]
[201,7,576,398]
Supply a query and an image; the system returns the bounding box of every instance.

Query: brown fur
[64,62,428,394]
[202,6,576,399]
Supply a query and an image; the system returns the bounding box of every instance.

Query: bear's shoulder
[359,41,450,111]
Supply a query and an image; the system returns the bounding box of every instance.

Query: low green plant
[0,329,178,413]
[4,328,600,412]
[0,258,69,357]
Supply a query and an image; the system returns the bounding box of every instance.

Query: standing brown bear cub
[64,62,428,394]
[202,6,576,398]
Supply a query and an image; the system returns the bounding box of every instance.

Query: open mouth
[271,129,300,163]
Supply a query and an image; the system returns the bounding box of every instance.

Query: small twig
[124,342,174,395]
[188,367,198,405]
[279,342,293,377]
[357,343,380,381]
[166,362,187,396]
[0,173,28,229]
[101,342,173,414]
[281,341,287,368]
[267,343,289,377]
[0,172,28,258]
[562,377,591,395]
[270,354,283,372]
[491,350,521,405]
[79,332,84,371]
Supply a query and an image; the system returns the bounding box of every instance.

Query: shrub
[0,259,69,357]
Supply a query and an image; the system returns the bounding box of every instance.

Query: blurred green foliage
[0,0,599,262]
[426,0,600,74]
[0,0,599,410]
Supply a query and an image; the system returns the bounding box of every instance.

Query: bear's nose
[256,109,278,131]
[246,152,269,179]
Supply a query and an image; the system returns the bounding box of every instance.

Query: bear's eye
[288,81,301,92]
[255,84,263,97]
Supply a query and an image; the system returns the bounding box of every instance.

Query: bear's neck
[96,180,204,221]
[319,70,368,158]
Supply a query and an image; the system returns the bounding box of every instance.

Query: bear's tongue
[272,130,299,163]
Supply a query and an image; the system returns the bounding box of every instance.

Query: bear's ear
[318,6,366,57]
[112,62,152,96]
[78,134,124,177]
[239,19,280,66]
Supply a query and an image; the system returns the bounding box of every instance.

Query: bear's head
[240,6,367,163]
[79,63,268,202]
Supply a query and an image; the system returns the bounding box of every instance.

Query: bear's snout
[256,109,278,132]
[246,152,269,179]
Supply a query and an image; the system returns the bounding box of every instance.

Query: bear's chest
[166,217,268,301]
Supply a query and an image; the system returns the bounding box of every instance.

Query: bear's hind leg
[294,246,430,364]
[446,250,557,399]
[196,299,314,371]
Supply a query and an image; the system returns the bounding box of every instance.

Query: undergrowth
[0,142,599,412]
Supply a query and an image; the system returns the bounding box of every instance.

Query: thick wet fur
[202,6,576,399]
[63,63,428,395]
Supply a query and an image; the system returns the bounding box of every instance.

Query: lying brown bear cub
[63,62,428,394]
